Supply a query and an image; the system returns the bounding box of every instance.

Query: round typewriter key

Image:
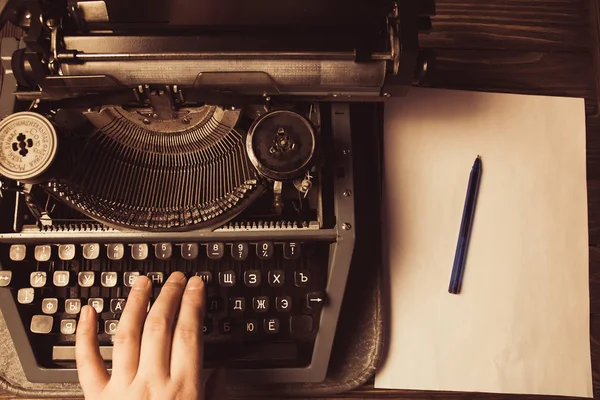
[131,243,149,260]
[0,112,58,182]
[276,296,292,312]
[264,318,280,334]
[268,270,285,287]
[181,243,198,260]
[218,318,234,334]
[53,271,70,287]
[256,241,274,260]
[82,243,100,260]
[107,243,124,260]
[30,271,47,287]
[246,110,316,180]
[58,244,76,261]
[34,245,51,262]
[9,244,26,261]
[18,288,35,304]
[244,319,258,335]
[42,298,58,315]
[155,242,173,260]
[30,315,53,334]
[105,320,119,335]
[283,242,301,259]
[60,319,77,335]
[0,271,12,287]
[206,242,224,259]
[231,242,249,261]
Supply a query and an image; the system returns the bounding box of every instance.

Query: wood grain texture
[588,0,600,116]
[424,50,594,98]
[589,245,600,315]
[420,0,590,51]
[588,180,600,245]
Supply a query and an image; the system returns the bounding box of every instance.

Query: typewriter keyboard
[0,240,328,369]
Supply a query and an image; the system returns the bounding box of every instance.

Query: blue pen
[449,156,482,294]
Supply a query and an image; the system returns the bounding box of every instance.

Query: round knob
[246,110,315,181]
[0,111,58,182]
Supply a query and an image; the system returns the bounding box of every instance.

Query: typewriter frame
[0,46,356,380]
[0,0,433,384]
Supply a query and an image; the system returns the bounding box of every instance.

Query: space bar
[53,343,298,362]
[53,346,113,361]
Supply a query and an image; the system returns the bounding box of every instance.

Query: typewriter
[0,0,433,384]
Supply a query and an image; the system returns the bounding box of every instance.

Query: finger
[138,271,187,378]
[171,276,205,380]
[205,368,228,400]
[76,305,109,394]
[111,275,151,384]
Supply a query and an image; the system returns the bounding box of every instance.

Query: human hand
[75,271,211,400]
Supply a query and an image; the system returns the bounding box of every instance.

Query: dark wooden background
[1,0,599,398]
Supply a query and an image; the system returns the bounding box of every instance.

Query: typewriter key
[30,315,54,334]
[0,112,58,182]
[9,244,26,261]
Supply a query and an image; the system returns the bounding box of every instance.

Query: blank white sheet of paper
[375,88,592,397]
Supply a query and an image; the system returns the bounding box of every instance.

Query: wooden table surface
[2,0,600,398]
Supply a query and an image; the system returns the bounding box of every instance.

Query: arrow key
[0,271,11,287]
[306,292,326,310]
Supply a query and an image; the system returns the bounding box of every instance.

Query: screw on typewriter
[270,127,296,154]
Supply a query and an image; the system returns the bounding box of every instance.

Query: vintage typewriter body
[0,0,433,384]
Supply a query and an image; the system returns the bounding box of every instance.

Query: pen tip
[477,155,481,159]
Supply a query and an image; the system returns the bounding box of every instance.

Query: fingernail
[186,276,205,290]
[133,275,151,290]
[169,271,187,283]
